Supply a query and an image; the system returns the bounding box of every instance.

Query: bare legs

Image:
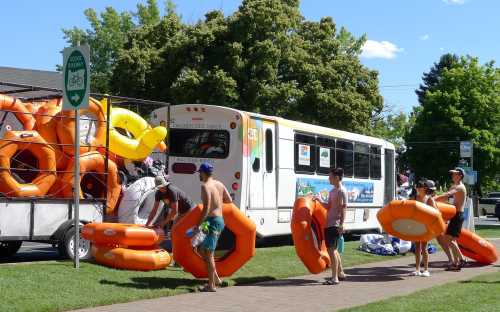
[327,247,343,283]
[438,234,464,268]
[198,247,221,291]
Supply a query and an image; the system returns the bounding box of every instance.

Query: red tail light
[232,183,239,191]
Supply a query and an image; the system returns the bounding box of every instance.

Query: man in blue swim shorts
[194,162,232,292]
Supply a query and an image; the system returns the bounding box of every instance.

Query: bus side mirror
[252,158,260,172]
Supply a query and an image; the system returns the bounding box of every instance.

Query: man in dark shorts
[145,175,196,229]
[322,168,348,285]
[433,167,467,271]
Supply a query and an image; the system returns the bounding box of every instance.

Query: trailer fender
[51,219,90,241]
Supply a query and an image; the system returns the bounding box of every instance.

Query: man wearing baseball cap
[195,162,232,292]
[146,175,196,229]
[433,167,467,271]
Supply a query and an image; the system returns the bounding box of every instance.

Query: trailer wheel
[58,227,92,260]
[0,241,22,257]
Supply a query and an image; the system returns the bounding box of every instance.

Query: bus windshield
[169,129,230,159]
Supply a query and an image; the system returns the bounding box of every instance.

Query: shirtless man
[195,162,232,292]
[433,167,467,271]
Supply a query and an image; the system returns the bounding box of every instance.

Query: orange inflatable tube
[436,202,456,221]
[56,98,106,156]
[82,223,164,247]
[32,98,69,171]
[60,152,121,214]
[377,200,446,242]
[291,197,331,274]
[457,229,498,264]
[0,94,35,130]
[91,245,171,271]
[171,203,256,278]
[0,131,56,197]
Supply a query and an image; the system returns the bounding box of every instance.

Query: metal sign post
[63,45,90,268]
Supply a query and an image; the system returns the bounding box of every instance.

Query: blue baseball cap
[198,162,214,173]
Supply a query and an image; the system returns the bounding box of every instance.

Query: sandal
[198,285,216,292]
[323,279,339,285]
[445,264,461,271]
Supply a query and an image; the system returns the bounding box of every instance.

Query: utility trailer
[0,79,170,259]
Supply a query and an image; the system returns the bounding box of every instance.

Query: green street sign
[63,45,89,110]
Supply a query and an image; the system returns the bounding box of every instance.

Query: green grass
[475,225,500,238]
[342,271,500,312]
[0,241,402,312]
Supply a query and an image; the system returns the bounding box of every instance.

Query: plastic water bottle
[337,235,345,254]
[186,226,206,247]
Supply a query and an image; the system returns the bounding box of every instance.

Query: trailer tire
[58,227,92,260]
[0,241,22,257]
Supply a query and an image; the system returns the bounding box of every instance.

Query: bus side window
[316,137,335,175]
[354,143,370,179]
[265,129,273,173]
[370,146,382,179]
[336,140,353,177]
[294,133,316,173]
[253,158,260,172]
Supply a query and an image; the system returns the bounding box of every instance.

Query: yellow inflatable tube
[109,107,167,160]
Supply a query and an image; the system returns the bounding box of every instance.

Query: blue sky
[1,0,498,113]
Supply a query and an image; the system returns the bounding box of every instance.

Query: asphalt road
[475,216,500,226]
[0,242,61,264]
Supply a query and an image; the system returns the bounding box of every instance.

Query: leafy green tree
[108,0,382,133]
[371,111,414,148]
[62,0,162,92]
[406,54,500,190]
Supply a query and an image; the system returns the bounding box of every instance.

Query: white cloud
[443,0,465,5]
[361,40,403,59]
[419,34,430,41]
[440,47,445,51]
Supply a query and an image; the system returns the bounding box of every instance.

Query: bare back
[450,183,466,212]
[201,178,232,217]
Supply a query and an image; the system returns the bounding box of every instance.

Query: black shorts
[324,226,341,249]
[446,211,464,238]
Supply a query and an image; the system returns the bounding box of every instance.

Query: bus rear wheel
[0,241,22,257]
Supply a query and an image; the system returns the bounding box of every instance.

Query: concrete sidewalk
[74,240,500,312]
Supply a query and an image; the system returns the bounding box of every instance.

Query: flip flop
[198,285,216,292]
[322,279,339,285]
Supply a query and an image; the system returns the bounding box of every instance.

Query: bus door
[262,121,277,209]
[247,118,277,210]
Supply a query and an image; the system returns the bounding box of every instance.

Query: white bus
[150,105,395,238]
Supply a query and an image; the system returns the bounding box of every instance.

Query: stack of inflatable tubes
[377,200,446,242]
[171,203,256,278]
[290,197,331,274]
[0,94,168,215]
[82,223,171,271]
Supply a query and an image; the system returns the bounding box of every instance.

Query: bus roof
[171,104,395,150]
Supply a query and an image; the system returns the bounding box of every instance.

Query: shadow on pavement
[343,266,408,282]
[100,277,201,291]
[237,277,318,287]
[233,276,276,285]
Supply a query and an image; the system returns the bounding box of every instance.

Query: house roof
[0,66,62,100]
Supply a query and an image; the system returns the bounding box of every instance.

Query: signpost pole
[63,45,89,269]
[74,107,80,269]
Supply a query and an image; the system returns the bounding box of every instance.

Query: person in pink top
[322,167,348,285]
